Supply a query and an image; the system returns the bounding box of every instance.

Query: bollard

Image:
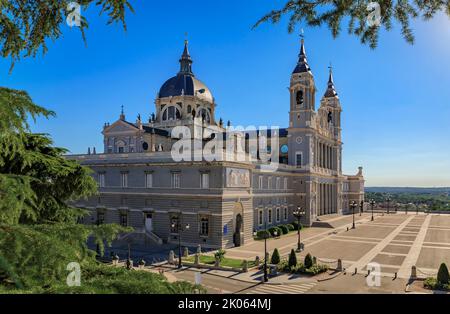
[168,250,175,265]
[183,247,189,258]
[394,272,397,280]
[194,253,200,266]
[337,259,343,272]
[215,255,220,267]
[242,260,248,273]
[367,269,371,276]
[411,266,417,279]
[197,244,202,254]
[255,256,260,267]
[354,268,358,275]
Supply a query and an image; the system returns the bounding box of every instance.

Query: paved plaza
[226,212,450,279]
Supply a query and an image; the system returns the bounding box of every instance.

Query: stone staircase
[116,229,163,246]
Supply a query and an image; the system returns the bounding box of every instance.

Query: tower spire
[293,31,312,74]
[324,65,338,98]
[179,39,194,75]
[120,105,125,121]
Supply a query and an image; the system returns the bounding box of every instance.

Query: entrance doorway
[145,213,153,233]
[233,214,243,247]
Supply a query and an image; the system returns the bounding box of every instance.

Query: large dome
[158,40,214,103]
[159,74,213,103]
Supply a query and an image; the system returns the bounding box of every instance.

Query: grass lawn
[185,255,255,269]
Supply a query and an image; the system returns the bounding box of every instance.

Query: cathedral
[71,39,365,249]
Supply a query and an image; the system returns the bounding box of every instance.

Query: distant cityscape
[365,187,450,211]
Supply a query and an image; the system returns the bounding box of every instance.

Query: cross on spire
[120,105,125,121]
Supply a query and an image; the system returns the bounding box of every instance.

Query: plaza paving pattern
[226,213,450,279]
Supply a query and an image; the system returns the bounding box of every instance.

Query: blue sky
[0,1,449,187]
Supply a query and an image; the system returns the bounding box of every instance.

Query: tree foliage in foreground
[0,0,134,69]
[254,1,450,48]
[0,87,201,294]
[0,87,97,225]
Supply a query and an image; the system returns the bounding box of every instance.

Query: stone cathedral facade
[70,40,365,249]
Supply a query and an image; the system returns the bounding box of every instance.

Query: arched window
[296,90,304,106]
[162,106,181,121]
[197,108,211,124]
[116,140,126,153]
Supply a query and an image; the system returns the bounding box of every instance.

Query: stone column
[321,184,325,216]
[328,146,331,169]
[327,184,330,214]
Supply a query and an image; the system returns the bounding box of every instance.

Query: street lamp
[350,201,357,229]
[263,219,269,282]
[386,196,392,215]
[293,206,306,252]
[172,220,190,269]
[370,199,376,221]
[262,219,279,283]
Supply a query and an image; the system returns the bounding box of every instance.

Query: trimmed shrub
[424,277,438,290]
[437,263,450,285]
[214,249,226,262]
[256,230,270,240]
[271,248,281,265]
[292,221,303,231]
[268,227,282,237]
[279,225,289,235]
[298,264,328,275]
[277,259,289,272]
[286,224,295,232]
[304,253,313,269]
[288,249,297,268]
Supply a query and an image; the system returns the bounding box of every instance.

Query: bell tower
[288,38,317,169]
[319,67,342,142]
[289,38,316,129]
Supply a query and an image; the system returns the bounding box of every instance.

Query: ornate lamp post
[263,219,269,282]
[350,201,357,229]
[370,199,376,221]
[172,220,190,269]
[262,218,278,283]
[386,196,392,215]
[293,206,306,252]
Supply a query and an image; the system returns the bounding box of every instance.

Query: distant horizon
[366,186,450,189]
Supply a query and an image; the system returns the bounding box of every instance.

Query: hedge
[278,225,289,235]
[292,221,303,231]
[268,227,282,237]
[255,230,271,239]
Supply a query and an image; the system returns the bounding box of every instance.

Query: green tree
[0,90,202,293]
[304,253,313,269]
[254,1,450,48]
[0,0,134,70]
[288,249,297,268]
[271,248,281,265]
[437,263,450,285]
[0,88,97,225]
